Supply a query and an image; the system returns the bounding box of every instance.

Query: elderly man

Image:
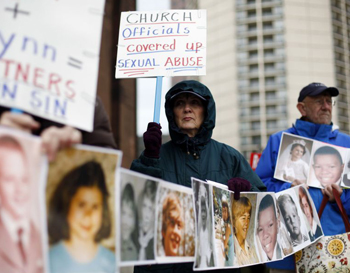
[256,82,350,273]
[0,135,43,273]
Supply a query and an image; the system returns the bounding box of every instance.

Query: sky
[136,0,171,135]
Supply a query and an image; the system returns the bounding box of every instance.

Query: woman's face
[67,186,103,242]
[173,94,205,138]
[291,145,304,161]
[121,200,135,241]
[235,211,251,243]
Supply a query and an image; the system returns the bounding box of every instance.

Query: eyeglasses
[305,99,336,107]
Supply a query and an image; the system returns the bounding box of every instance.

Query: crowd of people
[1,80,350,273]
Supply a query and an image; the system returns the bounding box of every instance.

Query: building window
[250,93,259,101]
[248,23,257,31]
[266,91,276,100]
[267,120,277,129]
[265,76,275,85]
[264,48,274,57]
[264,62,275,71]
[247,9,256,17]
[251,106,260,115]
[249,50,258,58]
[250,64,259,72]
[263,21,273,30]
[263,35,274,43]
[248,36,258,45]
[266,105,276,114]
[252,136,261,145]
[252,121,260,130]
[262,7,273,16]
[250,78,259,87]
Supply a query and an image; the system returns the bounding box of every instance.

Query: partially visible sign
[115,10,207,78]
[250,152,261,171]
[0,0,105,131]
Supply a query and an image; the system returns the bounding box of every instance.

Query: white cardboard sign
[0,0,105,132]
[115,10,207,78]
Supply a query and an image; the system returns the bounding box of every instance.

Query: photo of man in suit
[0,134,43,273]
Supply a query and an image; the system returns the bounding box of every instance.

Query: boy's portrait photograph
[45,145,121,273]
[308,142,347,188]
[0,127,45,273]
[274,133,313,184]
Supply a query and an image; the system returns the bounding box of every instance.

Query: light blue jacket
[255,119,350,270]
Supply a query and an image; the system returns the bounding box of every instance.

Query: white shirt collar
[1,209,30,247]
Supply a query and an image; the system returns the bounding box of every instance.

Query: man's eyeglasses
[305,99,336,107]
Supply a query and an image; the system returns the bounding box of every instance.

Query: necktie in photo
[17,228,26,264]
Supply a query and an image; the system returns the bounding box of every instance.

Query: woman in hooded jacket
[131,80,266,273]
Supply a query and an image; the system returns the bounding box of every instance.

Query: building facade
[198,0,349,158]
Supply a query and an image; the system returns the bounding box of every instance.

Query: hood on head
[165,80,216,144]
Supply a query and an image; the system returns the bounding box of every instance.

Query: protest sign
[0,0,105,131]
[115,10,207,78]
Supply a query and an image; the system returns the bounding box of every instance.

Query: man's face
[257,206,278,260]
[313,154,344,186]
[162,207,183,256]
[141,196,154,233]
[283,203,301,239]
[173,94,205,138]
[298,93,333,124]
[0,148,30,220]
[301,196,313,228]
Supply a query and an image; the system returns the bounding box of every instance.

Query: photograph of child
[46,146,120,273]
[276,189,310,252]
[297,185,323,242]
[255,193,282,263]
[275,133,313,184]
[231,193,259,266]
[212,186,234,267]
[155,182,195,263]
[341,151,350,187]
[192,179,215,269]
[308,142,346,188]
[0,128,45,273]
[119,169,159,265]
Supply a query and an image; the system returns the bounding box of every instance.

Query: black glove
[143,122,162,158]
[228,177,251,200]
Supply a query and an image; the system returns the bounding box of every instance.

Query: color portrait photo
[308,142,347,188]
[212,185,235,268]
[119,169,159,266]
[231,193,259,267]
[155,182,195,263]
[45,145,121,273]
[0,127,46,273]
[274,133,313,184]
